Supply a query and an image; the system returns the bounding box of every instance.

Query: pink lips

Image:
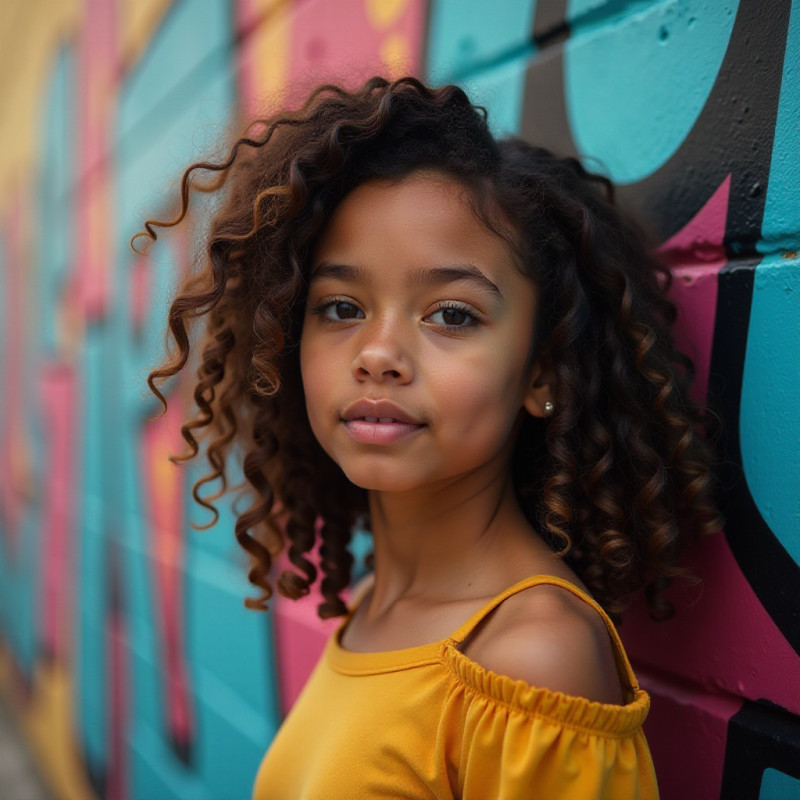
[341,400,425,445]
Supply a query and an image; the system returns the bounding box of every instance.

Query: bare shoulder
[459,584,625,705]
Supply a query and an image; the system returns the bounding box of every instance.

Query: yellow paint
[0,0,81,214]
[380,32,411,79]
[22,660,99,800]
[119,0,172,67]
[365,0,409,30]
[0,644,12,693]
[0,653,98,800]
[246,0,293,113]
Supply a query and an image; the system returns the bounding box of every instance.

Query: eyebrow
[310,262,504,300]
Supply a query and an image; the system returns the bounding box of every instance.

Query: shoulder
[459,583,625,705]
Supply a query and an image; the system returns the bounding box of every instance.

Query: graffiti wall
[0,1,797,799]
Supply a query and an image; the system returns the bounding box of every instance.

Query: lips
[341,399,423,426]
[341,400,425,445]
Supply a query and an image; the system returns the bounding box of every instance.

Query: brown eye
[312,300,365,321]
[441,308,469,326]
[333,302,362,320]
[428,305,479,328]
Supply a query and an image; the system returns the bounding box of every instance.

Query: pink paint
[0,200,27,557]
[273,591,342,716]
[655,176,732,407]
[129,254,151,334]
[668,265,719,407]
[75,0,119,318]
[660,175,730,264]
[38,364,77,661]
[622,532,800,716]
[272,540,345,715]
[286,0,427,105]
[234,0,262,112]
[638,664,740,800]
[141,398,194,749]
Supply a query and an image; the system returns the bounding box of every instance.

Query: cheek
[299,341,328,422]
[434,351,528,436]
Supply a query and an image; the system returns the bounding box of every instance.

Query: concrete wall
[0,1,797,798]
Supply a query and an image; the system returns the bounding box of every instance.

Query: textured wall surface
[0,1,797,799]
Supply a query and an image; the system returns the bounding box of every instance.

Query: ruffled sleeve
[438,646,659,800]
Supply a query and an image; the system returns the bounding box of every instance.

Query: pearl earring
[544,401,554,417]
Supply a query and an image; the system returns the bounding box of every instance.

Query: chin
[340,464,424,494]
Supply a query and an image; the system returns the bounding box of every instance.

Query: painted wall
[0,1,797,799]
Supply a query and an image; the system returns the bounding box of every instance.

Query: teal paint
[759,0,800,252]
[117,0,234,144]
[113,2,281,798]
[565,0,738,183]
[461,55,528,137]
[739,254,800,566]
[427,0,537,83]
[39,47,76,354]
[760,767,800,800]
[75,326,111,774]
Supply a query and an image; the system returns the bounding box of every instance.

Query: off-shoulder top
[252,575,659,799]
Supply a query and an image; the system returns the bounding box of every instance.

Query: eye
[426,304,480,329]
[310,299,365,321]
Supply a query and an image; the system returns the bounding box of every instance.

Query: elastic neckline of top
[328,624,447,674]
[327,575,640,689]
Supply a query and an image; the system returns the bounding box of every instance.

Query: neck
[364,464,547,615]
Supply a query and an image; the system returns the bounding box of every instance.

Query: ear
[522,357,555,419]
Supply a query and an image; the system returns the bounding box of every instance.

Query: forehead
[311,173,520,280]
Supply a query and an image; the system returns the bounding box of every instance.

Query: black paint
[709,261,800,656]
[720,699,800,799]
[520,0,791,252]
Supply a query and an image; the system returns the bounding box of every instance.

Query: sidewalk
[0,697,53,800]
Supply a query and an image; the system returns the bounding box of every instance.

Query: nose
[352,318,413,384]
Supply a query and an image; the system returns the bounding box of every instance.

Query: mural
[0,1,797,799]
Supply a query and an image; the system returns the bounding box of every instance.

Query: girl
[138,77,720,799]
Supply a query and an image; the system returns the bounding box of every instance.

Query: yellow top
[253,576,659,799]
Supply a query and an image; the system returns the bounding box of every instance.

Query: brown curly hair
[135,76,721,621]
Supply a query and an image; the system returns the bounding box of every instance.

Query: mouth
[341,399,423,426]
[341,400,425,445]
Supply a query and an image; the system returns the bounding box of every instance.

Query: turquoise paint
[39,47,76,354]
[118,0,234,142]
[116,66,234,264]
[460,55,528,137]
[759,0,800,252]
[427,0,537,83]
[112,3,281,798]
[565,0,738,183]
[567,0,667,24]
[0,501,42,679]
[75,326,111,771]
[740,254,800,565]
[760,767,800,800]
[131,724,213,800]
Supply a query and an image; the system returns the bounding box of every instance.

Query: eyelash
[426,302,481,330]
[308,297,364,322]
[308,298,483,330]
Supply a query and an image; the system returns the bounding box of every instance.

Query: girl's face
[300,172,551,494]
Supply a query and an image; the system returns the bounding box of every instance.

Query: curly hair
[136,76,721,621]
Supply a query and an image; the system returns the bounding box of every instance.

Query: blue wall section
[740,253,800,565]
[760,0,800,251]
[565,0,739,182]
[427,0,536,83]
